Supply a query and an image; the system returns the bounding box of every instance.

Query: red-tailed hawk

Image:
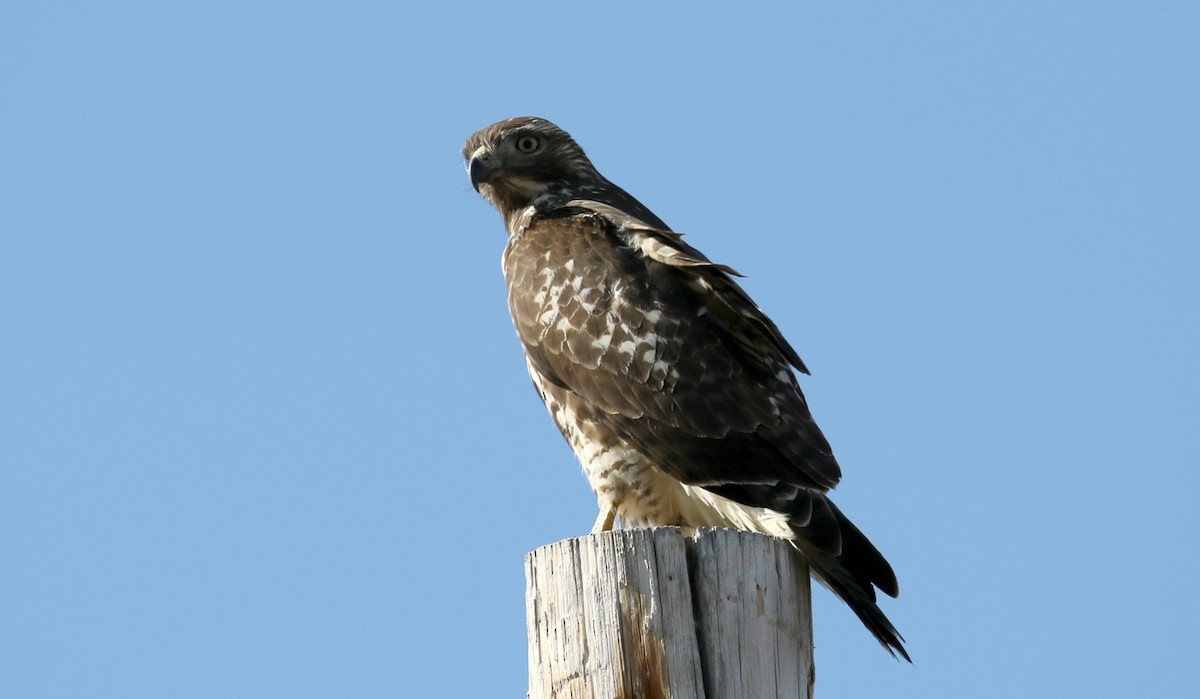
[464,116,908,660]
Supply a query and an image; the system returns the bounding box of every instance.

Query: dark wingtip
[834,573,911,662]
[795,499,909,660]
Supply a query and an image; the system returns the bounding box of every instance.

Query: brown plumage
[464,116,908,660]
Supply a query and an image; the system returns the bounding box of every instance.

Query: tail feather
[805,549,909,661]
[792,497,910,661]
[697,482,908,659]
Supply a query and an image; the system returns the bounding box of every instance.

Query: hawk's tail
[790,498,911,662]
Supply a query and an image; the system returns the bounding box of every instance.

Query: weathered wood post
[525,527,814,699]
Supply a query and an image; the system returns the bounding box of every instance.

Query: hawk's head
[464,117,669,232]
[462,117,599,217]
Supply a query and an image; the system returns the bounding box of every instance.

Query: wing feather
[504,206,840,492]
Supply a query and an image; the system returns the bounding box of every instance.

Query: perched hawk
[464,116,908,660]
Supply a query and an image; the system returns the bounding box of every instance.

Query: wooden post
[525,528,813,699]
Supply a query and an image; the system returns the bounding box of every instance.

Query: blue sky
[3,2,1197,697]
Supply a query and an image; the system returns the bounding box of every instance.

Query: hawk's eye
[516,135,541,153]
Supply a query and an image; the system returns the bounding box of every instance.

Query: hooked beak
[467,145,493,192]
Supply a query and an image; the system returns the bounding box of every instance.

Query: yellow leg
[591,506,617,533]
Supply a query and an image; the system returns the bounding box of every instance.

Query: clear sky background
[3,2,1197,697]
